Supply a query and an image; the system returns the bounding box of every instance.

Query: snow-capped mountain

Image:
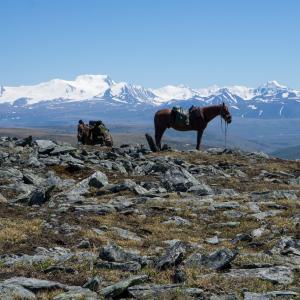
[0,75,300,126]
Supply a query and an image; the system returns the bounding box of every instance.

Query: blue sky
[1,0,299,88]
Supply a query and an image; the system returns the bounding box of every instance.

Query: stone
[163,216,191,226]
[50,145,77,156]
[251,190,298,201]
[172,268,187,283]
[112,227,142,241]
[99,243,148,266]
[77,240,91,249]
[53,288,98,300]
[15,136,33,147]
[244,291,298,300]
[82,276,102,292]
[95,260,141,272]
[0,193,7,203]
[162,166,200,192]
[156,241,187,270]
[208,222,240,229]
[185,249,238,270]
[227,266,294,285]
[28,189,46,206]
[128,284,204,299]
[109,179,147,195]
[232,233,252,244]
[210,294,238,300]
[205,236,219,245]
[35,140,56,154]
[88,171,108,188]
[210,201,240,210]
[100,275,148,298]
[188,183,214,196]
[3,277,66,292]
[0,283,36,299]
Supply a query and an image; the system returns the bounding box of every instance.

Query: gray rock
[88,171,108,188]
[0,283,36,300]
[35,139,56,154]
[112,227,142,241]
[77,240,91,249]
[244,291,298,300]
[210,294,237,300]
[185,249,238,270]
[231,233,252,244]
[23,171,45,186]
[210,201,240,210]
[208,222,240,229]
[74,204,116,215]
[223,210,245,219]
[15,136,33,147]
[0,167,23,180]
[109,179,148,195]
[50,145,77,156]
[128,284,204,299]
[251,190,298,201]
[205,236,219,245]
[227,266,294,284]
[65,171,108,202]
[156,241,187,270]
[95,260,141,272]
[27,155,43,167]
[3,277,66,292]
[99,243,148,266]
[28,189,46,206]
[82,276,102,292]
[188,183,214,196]
[163,216,191,226]
[162,166,200,192]
[100,275,148,298]
[53,288,98,300]
[172,267,187,283]
[0,193,7,203]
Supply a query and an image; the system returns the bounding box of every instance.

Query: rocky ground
[0,135,299,300]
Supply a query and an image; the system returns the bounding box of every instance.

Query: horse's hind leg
[155,127,166,150]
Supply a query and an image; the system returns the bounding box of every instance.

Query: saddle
[171,106,190,126]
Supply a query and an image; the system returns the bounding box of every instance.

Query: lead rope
[220,115,228,150]
[224,121,228,149]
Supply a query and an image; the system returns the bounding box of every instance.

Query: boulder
[156,241,187,270]
[100,275,148,298]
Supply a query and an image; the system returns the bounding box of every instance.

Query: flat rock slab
[95,260,141,272]
[128,284,204,299]
[0,283,36,300]
[100,275,148,298]
[3,277,66,292]
[244,291,298,300]
[50,146,77,155]
[53,288,98,300]
[227,266,294,285]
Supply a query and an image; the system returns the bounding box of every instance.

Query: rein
[220,112,229,149]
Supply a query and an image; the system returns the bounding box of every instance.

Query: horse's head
[220,103,232,124]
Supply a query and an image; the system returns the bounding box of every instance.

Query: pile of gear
[77,120,113,146]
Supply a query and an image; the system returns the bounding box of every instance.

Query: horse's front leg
[196,130,204,150]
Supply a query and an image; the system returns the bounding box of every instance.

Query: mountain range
[1,75,300,124]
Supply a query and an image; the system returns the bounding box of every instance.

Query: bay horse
[154,103,232,150]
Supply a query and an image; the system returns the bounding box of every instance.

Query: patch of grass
[0,218,42,244]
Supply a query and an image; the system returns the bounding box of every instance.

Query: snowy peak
[0,75,298,109]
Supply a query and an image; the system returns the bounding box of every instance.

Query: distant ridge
[1,75,300,120]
